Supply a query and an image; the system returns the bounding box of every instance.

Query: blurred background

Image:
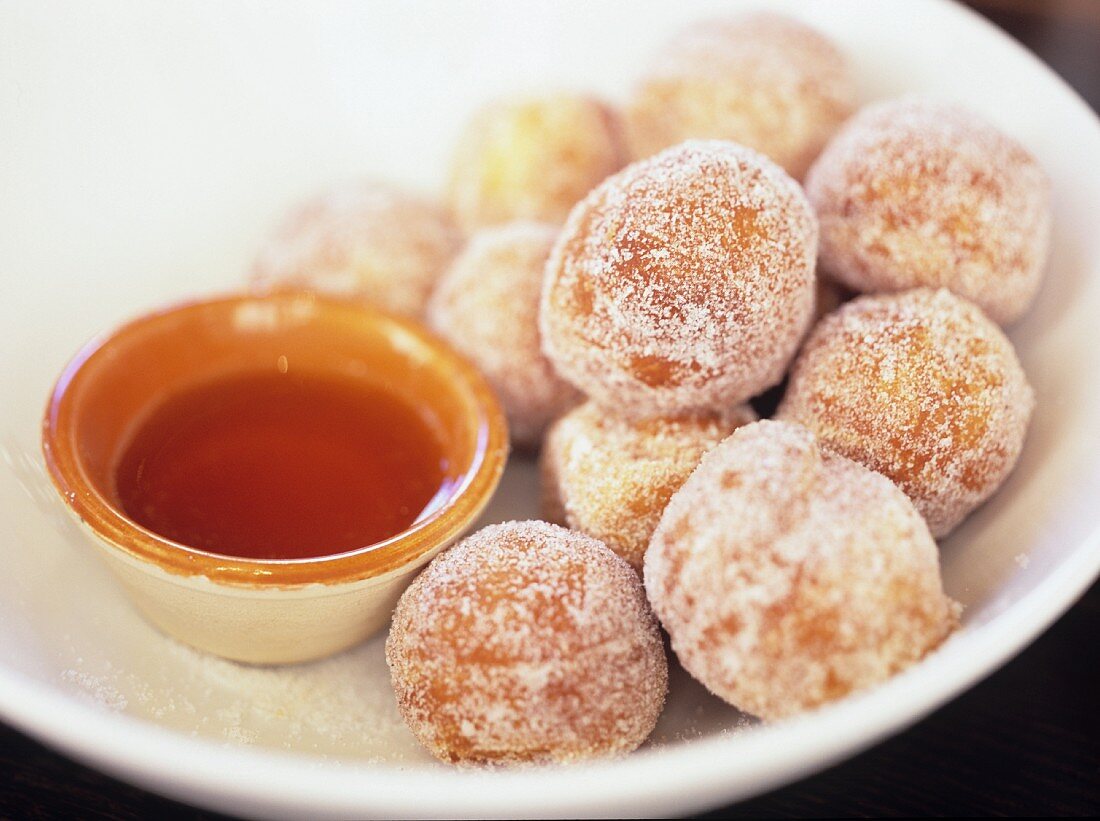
[965,0,1100,110]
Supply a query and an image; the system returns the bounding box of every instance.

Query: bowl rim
[6,0,1100,816]
[39,291,510,588]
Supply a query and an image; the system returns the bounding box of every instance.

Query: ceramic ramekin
[42,292,508,664]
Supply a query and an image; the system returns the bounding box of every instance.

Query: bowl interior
[2,0,1100,818]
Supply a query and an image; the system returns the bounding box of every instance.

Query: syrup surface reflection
[115,370,449,560]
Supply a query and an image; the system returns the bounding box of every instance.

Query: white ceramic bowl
[2,0,1099,817]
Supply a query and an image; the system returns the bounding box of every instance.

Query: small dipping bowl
[42,293,508,664]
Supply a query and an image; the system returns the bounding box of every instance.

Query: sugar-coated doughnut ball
[627,12,856,179]
[541,401,756,571]
[387,521,667,765]
[447,94,628,230]
[805,99,1051,325]
[541,140,817,420]
[779,288,1034,537]
[251,181,462,318]
[645,420,958,721]
[428,222,582,448]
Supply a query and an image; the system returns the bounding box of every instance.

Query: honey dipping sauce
[114,370,450,560]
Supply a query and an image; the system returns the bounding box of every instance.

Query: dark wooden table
[3,2,1099,818]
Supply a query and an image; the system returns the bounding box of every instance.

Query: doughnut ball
[626,12,856,179]
[541,401,756,571]
[428,222,582,448]
[778,288,1034,537]
[805,99,1052,325]
[645,420,958,721]
[251,181,463,318]
[386,521,667,765]
[541,140,817,420]
[447,94,628,230]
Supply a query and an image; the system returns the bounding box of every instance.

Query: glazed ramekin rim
[41,291,510,589]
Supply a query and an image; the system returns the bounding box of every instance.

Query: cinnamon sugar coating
[805,99,1051,325]
[251,181,463,319]
[778,288,1034,537]
[428,222,582,448]
[386,521,667,765]
[447,94,628,230]
[644,420,958,721]
[626,12,856,179]
[541,401,756,571]
[540,140,817,420]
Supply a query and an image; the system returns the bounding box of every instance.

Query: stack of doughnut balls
[252,12,1048,765]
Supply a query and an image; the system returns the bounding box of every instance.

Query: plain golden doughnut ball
[251,180,463,318]
[386,521,667,765]
[645,420,958,721]
[541,401,756,571]
[805,98,1051,325]
[428,222,583,449]
[778,288,1034,537]
[447,93,628,230]
[626,12,857,179]
[540,139,817,420]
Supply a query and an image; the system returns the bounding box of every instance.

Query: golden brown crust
[644,420,958,721]
[428,222,582,448]
[387,521,667,765]
[627,12,856,179]
[805,99,1051,325]
[540,401,756,570]
[447,94,628,230]
[251,180,463,318]
[541,140,817,420]
[778,288,1034,537]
